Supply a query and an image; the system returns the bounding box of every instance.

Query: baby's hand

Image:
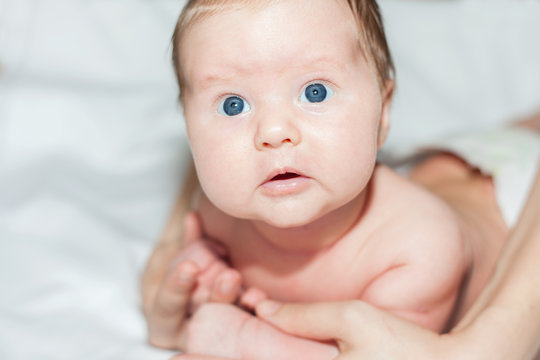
[145,213,244,349]
[174,238,242,315]
[172,216,270,315]
[178,302,337,360]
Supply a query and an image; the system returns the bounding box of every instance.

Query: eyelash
[302,79,335,89]
[214,92,244,109]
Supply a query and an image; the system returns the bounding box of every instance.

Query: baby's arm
[144,212,245,349]
[361,211,468,332]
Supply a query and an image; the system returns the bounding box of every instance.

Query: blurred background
[0,1,539,359]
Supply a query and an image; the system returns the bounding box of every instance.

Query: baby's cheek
[196,163,250,216]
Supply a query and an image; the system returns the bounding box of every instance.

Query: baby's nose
[254,113,301,150]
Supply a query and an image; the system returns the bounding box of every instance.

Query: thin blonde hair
[171,0,395,100]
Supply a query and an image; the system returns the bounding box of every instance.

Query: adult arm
[453,161,540,358]
[142,162,198,320]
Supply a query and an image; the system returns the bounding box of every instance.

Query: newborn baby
[156,0,506,358]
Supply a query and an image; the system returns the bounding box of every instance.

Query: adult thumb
[255,300,360,342]
[182,212,203,245]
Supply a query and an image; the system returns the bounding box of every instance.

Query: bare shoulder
[371,164,452,208]
[359,165,471,330]
[370,164,464,244]
[366,164,470,281]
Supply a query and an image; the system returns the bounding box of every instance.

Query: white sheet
[380,0,540,154]
[1,1,539,359]
[1,1,186,359]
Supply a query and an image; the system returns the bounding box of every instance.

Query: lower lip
[260,176,311,196]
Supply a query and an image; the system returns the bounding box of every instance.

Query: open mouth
[270,172,301,181]
[261,168,310,195]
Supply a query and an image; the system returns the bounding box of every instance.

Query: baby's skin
[173,157,507,360]
[165,0,508,358]
[198,164,466,331]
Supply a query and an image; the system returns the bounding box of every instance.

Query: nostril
[262,138,291,148]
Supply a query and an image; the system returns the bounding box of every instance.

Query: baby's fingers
[239,287,268,310]
[208,269,242,304]
[147,261,199,349]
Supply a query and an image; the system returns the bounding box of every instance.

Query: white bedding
[1,1,539,359]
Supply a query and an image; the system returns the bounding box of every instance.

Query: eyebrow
[196,72,238,91]
[195,55,346,90]
[302,56,347,72]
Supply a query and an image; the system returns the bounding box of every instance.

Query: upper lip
[263,167,308,184]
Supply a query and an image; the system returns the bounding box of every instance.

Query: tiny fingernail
[220,280,234,295]
[178,271,193,284]
[257,300,281,316]
[178,265,196,284]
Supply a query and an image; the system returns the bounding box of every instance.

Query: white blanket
[1,1,539,359]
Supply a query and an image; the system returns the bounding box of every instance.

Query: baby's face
[181,0,390,228]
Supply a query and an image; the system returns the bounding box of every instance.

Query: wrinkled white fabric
[0,1,187,359]
[421,127,540,227]
[380,0,540,154]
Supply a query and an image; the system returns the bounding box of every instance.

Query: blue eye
[218,96,250,116]
[300,83,333,103]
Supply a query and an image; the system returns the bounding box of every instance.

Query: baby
[160,0,504,358]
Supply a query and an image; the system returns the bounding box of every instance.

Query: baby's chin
[250,208,331,230]
[255,217,313,230]
[215,205,314,229]
[213,197,336,229]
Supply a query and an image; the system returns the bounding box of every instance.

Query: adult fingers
[141,242,182,311]
[182,212,203,246]
[147,260,199,348]
[257,300,447,360]
[255,300,369,343]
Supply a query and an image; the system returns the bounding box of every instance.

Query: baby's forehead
[173,0,391,96]
[181,0,362,40]
[181,1,362,56]
[182,4,365,77]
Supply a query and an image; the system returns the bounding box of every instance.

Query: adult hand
[253,300,462,360]
[172,297,535,360]
[142,213,244,349]
[169,299,450,360]
[252,296,540,360]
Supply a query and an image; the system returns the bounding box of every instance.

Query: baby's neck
[249,190,369,254]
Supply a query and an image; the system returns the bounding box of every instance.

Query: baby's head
[172,0,395,229]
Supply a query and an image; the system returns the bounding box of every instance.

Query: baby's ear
[377,79,394,148]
